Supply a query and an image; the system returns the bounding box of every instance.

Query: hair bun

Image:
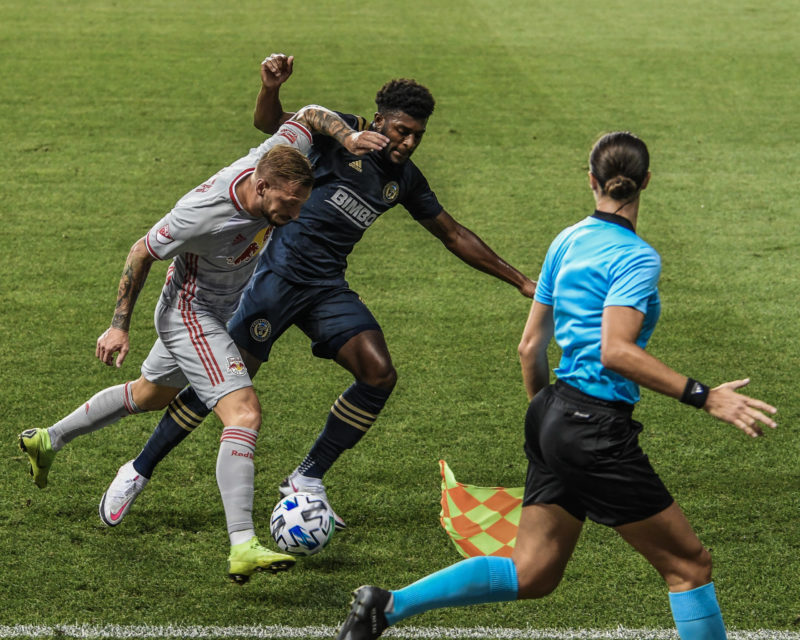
[604,175,638,200]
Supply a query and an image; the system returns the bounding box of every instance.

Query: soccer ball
[270,492,335,556]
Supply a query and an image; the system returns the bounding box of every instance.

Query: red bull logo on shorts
[226,356,246,376]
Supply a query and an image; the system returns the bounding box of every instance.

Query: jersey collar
[591,209,635,233]
[230,168,255,213]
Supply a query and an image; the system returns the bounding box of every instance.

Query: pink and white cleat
[99,460,149,526]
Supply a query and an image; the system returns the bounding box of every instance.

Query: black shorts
[228,268,381,362]
[523,380,674,527]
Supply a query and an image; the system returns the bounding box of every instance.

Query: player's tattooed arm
[111,244,154,331]
[96,238,155,368]
[292,105,388,155]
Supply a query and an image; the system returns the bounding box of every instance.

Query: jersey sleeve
[249,120,314,161]
[604,246,661,313]
[336,112,369,132]
[400,163,442,220]
[143,201,217,261]
[534,237,560,306]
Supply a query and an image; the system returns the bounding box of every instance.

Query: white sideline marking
[1,626,799,639]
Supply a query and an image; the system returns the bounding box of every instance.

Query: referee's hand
[704,378,777,437]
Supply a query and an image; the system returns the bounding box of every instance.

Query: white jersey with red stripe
[144,120,312,319]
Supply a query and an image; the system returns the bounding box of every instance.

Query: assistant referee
[335,131,777,640]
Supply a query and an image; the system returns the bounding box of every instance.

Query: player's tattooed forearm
[111,311,130,331]
[111,259,152,330]
[302,107,352,145]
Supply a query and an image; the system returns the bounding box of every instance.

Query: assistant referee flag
[439,460,523,558]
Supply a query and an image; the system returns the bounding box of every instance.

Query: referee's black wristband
[680,378,709,409]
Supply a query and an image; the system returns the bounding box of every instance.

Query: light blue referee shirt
[535,211,661,404]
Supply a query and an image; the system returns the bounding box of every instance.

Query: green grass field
[1,0,798,638]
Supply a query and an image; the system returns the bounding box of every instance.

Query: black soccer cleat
[335,585,391,640]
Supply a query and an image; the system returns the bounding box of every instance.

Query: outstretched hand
[343,130,389,155]
[96,327,130,368]
[704,378,777,437]
[260,53,294,89]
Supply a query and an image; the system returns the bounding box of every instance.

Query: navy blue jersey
[265,113,443,285]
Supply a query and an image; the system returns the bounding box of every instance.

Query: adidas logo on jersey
[348,160,362,173]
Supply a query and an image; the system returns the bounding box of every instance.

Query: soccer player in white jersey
[19,83,390,582]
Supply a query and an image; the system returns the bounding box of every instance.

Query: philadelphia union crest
[382,181,399,203]
[250,318,272,342]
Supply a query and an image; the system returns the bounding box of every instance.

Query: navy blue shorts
[228,267,381,362]
[522,380,674,527]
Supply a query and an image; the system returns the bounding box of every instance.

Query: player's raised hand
[704,378,777,437]
[96,327,130,368]
[260,53,294,90]
[343,130,389,155]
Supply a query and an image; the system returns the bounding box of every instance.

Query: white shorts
[141,300,253,409]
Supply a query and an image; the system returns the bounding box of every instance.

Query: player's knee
[687,546,713,586]
[514,566,563,600]
[130,377,177,411]
[665,545,713,591]
[235,401,262,431]
[215,390,262,430]
[361,362,397,391]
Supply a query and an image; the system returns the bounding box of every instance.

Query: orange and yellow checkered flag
[439,460,523,558]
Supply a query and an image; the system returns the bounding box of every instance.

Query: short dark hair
[589,132,650,201]
[256,145,314,189]
[375,79,435,121]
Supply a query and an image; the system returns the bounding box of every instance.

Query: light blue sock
[669,582,727,640]
[386,556,518,625]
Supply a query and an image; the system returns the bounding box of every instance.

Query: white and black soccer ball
[270,492,335,556]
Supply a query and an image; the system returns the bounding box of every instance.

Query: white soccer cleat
[99,460,149,526]
[279,471,347,531]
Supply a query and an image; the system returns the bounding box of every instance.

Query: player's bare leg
[20,377,178,489]
[336,504,580,639]
[616,502,726,638]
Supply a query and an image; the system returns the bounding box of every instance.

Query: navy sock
[132,386,210,478]
[297,381,391,479]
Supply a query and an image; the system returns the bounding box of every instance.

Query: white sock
[48,382,140,451]
[230,530,256,546]
[216,426,259,545]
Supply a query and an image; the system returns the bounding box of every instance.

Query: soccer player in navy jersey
[334,132,777,640]
[97,56,536,529]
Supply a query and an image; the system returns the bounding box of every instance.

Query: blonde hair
[255,145,314,189]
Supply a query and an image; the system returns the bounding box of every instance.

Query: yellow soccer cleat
[19,428,56,489]
[227,536,296,584]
